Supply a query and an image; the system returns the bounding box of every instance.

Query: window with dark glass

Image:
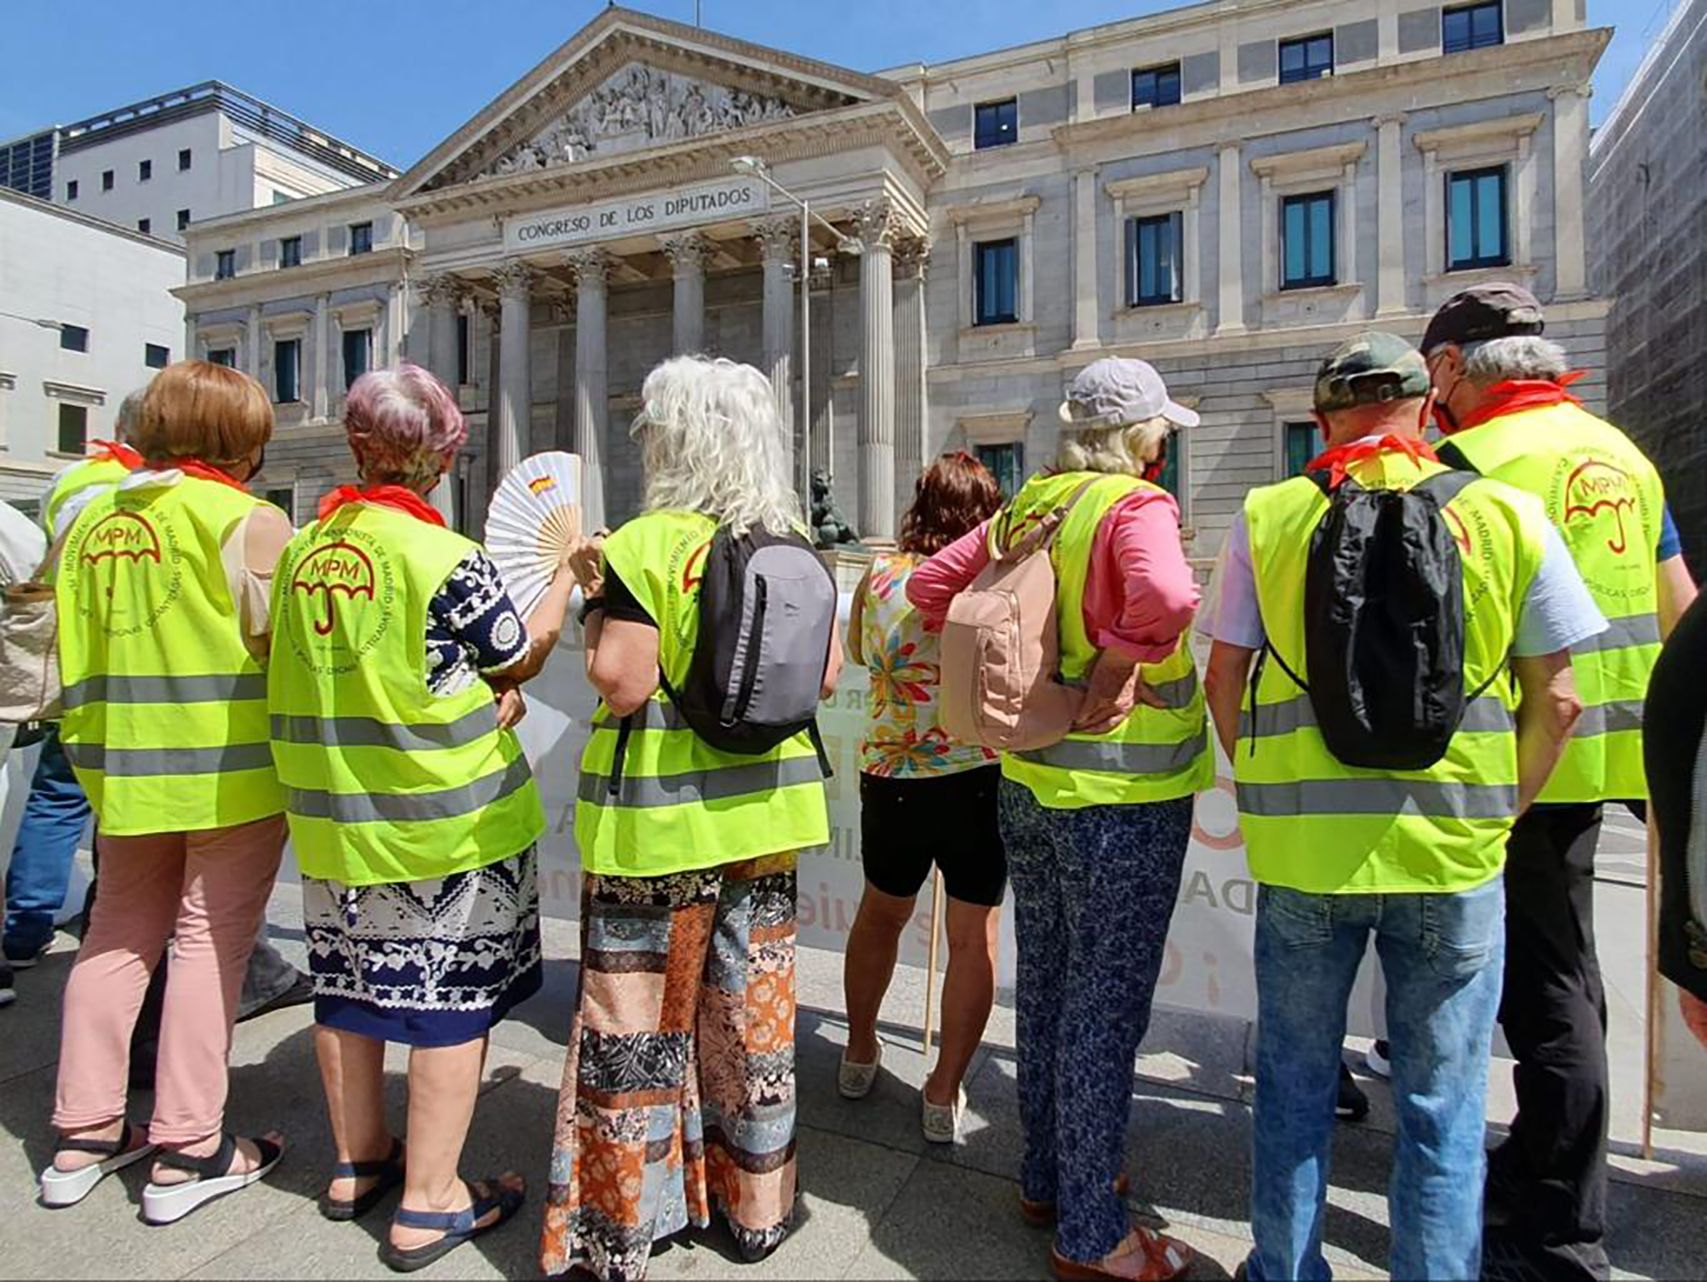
[1279,33,1334,83]
[137,218,150,235]
[1125,212,1183,307]
[178,147,192,171]
[215,249,235,280]
[138,159,151,182]
[1285,421,1323,477]
[101,169,114,191]
[349,221,373,255]
[177,208,190,231]
[342,327,372,390]
[144,342,169,369]
[1156,431,1181,498]
[263,487,294,520]
[59,323,88,352]
[280,236,302,268]
[1443,1,1503,53]
[1281,191,1336,289]
[66,180,77,201]
[208,347,236,367]
[973,98,1018,150]
[57,404,88,455]
[1132,63,1183,110]
[1447,166,1508,270]
[974,238,1019,326]
[975,442,1024,498]
[274,339,301,403]
[456,314,470,386]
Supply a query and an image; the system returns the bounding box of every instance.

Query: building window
[178,147,192,171]
[1285,421,1323,477]
[1155,434,1181,498]
[271,190,291,206]
[274,339,301,403]
[1281,191,1336,289]
[975,442,1025,498]
[1132,63,1182,110]
[349,222,373,255]
[144,342,169,369]
[262,487,294,520]
[101,169,114,191]
[66,179,77,201]
[1279,33,1334,84]
[138,159,151,182]
[57,404,88,455]
[1447,167,1509,270]
[1125,212,1183,307]
[177,208,191,232]
[456,314,470,387]
[137,218,150,235]
[973,98,1018,150]
[208,347,236,367]
[974,238,1019,326]
[59,323,89,353]
[1443,1,1503,53]
[342,327,372,390]
[215,249,236,280]
[280,236,302,268]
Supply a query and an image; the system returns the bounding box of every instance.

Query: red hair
[897,452,1002,556]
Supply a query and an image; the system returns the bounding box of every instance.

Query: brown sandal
[1050,1226,1194,1282]
[1019,1171,1131,1228]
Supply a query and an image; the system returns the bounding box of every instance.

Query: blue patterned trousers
[1000,778,1193,1263]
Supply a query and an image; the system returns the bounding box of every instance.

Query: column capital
[891,234,932,280]
[850,198,900,251]
[415,273,465,306]
[1547,82,1593,101]
[491,260,538,300]
[1371,112,1408,129]
[659,232,712,276]
[752,216,798,265]
[564,247,612,288]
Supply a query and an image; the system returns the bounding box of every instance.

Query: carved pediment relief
[487,64,796,177]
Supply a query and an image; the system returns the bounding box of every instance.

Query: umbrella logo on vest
[1443,507,1473,557]
[79,511,162,566]
[67,505,182,637]
[681,538,710,594]
[291,541,376,636]
[1563,460,1637,555]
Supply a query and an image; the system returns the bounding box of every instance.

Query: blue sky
[0,0,1675,167]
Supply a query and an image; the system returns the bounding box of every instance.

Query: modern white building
[0,188,186,511]
[177,0,1611,551]
[1,82,397,245]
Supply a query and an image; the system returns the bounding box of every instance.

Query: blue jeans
[3,726,91,959]
[1246,877,1505,1282]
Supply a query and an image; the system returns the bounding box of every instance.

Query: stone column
[754,217,797,484]
[853,200,898,542]
[662,232,710,355]
[1374,114,1407,318]
[1216,143,1246,335]
[245,305,262,377]
[1071,167,1100,349]
[419,275,463,390]
[312,292,332,419]
[183,314,199,363]
[492,260,536,480]
[480,298,502,514]
[567,248,611,532]
[1550,83,1591,299]
[552,304,575,453]
[892,235,931,520]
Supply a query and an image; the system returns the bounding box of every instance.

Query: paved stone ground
[3,851,1706,1281]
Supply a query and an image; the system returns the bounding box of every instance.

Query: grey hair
[1056,415,1172,475]
[1461,336,1570,383]
[114,388,147,441]
[634,356,800,536]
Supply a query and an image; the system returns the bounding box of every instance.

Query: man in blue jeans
[1203,333,1599,1279]
[2,725,88,970]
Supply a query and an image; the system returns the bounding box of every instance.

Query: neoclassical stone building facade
[176,0,1610,554]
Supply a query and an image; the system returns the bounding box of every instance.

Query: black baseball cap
[1421,282,1546,354]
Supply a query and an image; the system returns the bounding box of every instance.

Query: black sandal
[38,1121,156,1208]
[379,1177,525,1273]
[320,1137,405,1221]
[140,1132,285,1225]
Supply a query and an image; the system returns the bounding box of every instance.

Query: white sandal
[921,1085,966,1144]
[838,1042,882,1100]
[39,1121,156,1208]
[141,1132,284,1225]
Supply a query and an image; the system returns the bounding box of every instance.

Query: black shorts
[859,766,1007,907]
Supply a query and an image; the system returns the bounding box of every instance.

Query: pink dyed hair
[344,363,466,487]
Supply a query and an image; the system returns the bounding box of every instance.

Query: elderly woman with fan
[267,364,576,1272]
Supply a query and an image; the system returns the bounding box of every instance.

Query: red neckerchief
[1452,370,1586,434]
[1306,434,1440,491]
[88,440,143,470]
[318,484,446,527]
[173,459,250,492]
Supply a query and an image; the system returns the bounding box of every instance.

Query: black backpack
[1257,468,1493,771]
[607,525,836,796]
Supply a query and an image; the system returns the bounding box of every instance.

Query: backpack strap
[806,718,834,779]
[1434,440,1479,473]
[995,476,1108,564]
[1410,469,1479,509]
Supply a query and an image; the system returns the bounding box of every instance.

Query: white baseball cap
[1058,357,1199,430]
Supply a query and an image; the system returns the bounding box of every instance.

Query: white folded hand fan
[484,451,583,617]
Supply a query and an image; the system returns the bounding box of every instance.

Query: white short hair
[1462,335,1570,383]
[1056,415,1171,475]
[634,356,800,535]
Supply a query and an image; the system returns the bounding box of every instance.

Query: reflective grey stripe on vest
[1149,672,1200,710]
[63,741,274,778]
[62,673,268,710]
[589,701,689,733]
[1573,699,1645,738]
[1012,733,1207,776]
[270,705,498,752]
[578,753,823,809]
[1240,693,1515,741]
[1237,778,1518,820]
[1571,614,1660,655]
[288,755,533,824]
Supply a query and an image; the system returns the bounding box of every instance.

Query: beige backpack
[937,481,1097,751]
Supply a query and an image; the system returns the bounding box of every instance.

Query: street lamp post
[730,155,859,515]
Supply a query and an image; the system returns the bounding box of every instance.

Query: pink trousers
[52,814,286,1145]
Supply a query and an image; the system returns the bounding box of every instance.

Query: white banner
[501,177,769,253]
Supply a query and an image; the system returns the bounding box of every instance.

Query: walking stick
[923,867,945,1060]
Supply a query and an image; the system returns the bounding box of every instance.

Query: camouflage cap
[1421,281,1546,353]
[1313,332,1432,413]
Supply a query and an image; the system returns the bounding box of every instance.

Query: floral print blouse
[858,551,997,779]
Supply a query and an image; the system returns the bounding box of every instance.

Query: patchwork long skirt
[539,852,798,1281]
